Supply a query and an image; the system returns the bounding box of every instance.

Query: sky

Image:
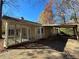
[3,0,79,23]
[3,0,48,22]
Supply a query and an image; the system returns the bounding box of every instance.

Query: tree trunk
[0,0,3,39]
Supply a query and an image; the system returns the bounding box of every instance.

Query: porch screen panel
[2,22,5,38]
[22,28,28,42]
[15,24,22,43]
[8,25,15,46]
[36,27,40,39]
[15,29,21,43]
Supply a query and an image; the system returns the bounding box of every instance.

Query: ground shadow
[8,31,69,52]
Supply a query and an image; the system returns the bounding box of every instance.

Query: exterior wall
[0,39,4,52]
[44,27,50,38]
[43,27,58,38]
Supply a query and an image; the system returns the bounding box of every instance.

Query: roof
[2,15,41,26]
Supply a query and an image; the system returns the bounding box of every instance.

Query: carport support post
[73,26,78,40]
[75,26,79,40]
[4,21,8,48]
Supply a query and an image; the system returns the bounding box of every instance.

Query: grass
[59,28,74,36]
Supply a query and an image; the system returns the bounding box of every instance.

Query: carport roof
[42,24,77,28]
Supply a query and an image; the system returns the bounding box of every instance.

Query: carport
[42,24,78,40]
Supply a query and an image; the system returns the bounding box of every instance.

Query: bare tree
[61,0,79,23]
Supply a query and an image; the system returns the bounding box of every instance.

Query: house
[2,16,45,48]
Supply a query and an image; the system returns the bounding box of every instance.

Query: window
[8,29,15,36]
[2,23,5,35]
[37,27,44,34]
[22,28,27,38]
[8,25,15,36]
[16,29,20,36]
[41,28,44,34]
[37,28,40,34]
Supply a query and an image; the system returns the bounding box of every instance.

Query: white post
[20,27,22,43]
[4,21,8,48]
[27,27,29,41]
[14,24,16,44]
[40,27,42,38]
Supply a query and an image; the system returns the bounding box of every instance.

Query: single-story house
[2,16,45,48]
